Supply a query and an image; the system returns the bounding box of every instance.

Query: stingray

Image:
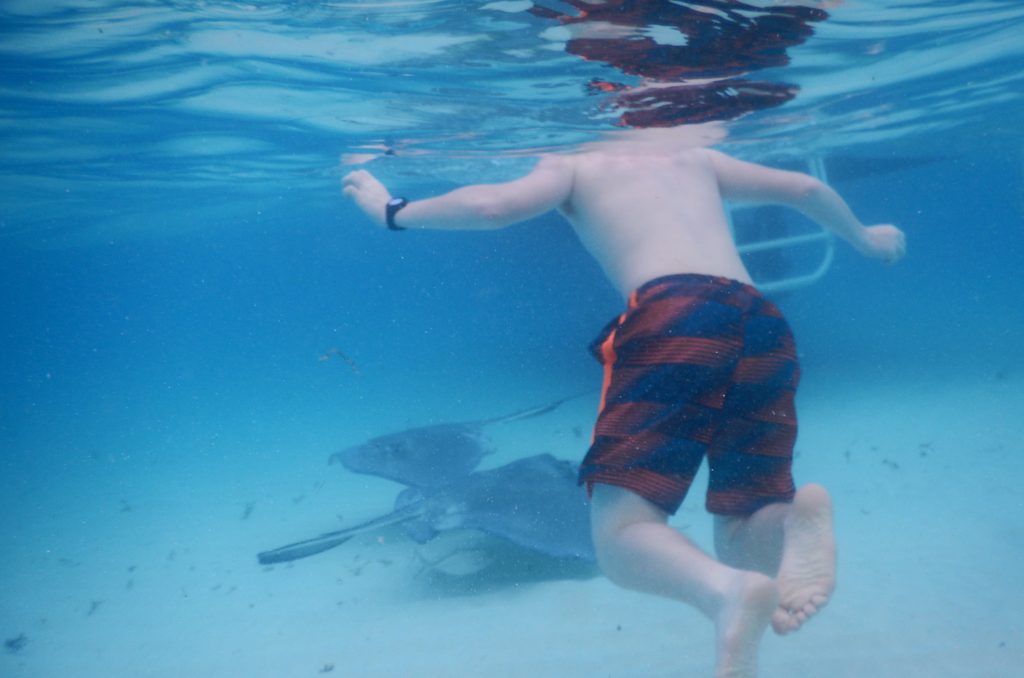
[256,453,595,565]
[326,394,584,489]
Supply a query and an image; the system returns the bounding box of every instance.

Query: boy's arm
[705,149,906,263]
[342,155,574,231]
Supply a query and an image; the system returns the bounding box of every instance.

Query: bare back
[558,148,753,297]
[343,133,904,294]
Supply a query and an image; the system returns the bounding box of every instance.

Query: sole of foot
[772,483,836,635]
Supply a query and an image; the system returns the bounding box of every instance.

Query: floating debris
[318,347,360,375]
[4,633,27,654]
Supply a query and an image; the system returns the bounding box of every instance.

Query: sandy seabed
[2,363,1022,678]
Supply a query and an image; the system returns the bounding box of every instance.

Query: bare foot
[772,483,836,635]
[714,571,778,678]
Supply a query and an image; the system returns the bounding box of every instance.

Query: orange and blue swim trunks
[578,274,799,516]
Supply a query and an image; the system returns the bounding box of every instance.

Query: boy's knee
[589,484,669,567]
[589,516,644,586]
[590,484,666,531]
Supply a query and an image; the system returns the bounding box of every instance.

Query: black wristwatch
[385,197,408,231]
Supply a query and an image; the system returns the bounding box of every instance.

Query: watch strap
[385,197,408,231]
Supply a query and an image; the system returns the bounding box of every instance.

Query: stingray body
[258,394,596,567]
[328,422,488,489]
[257,454,595,565]
[326,394,582,489]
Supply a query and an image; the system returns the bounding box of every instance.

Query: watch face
[388,198,405,207]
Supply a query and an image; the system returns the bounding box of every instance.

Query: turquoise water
[2,2,1023,676]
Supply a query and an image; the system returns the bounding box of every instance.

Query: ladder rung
[728,155,834,292]
[737,230,832,255]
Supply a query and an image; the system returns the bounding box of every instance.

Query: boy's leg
[590,484,777,678]
[713,503,788,576]
[712,484,837,635]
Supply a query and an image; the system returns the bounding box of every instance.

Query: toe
[771,609,797,635]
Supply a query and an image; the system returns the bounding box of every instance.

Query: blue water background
[1,1,1023,674]
[4,146,1020,467]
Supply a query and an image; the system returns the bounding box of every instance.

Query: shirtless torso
[557,148,753,295]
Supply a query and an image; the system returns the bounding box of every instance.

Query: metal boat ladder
[728,155,835,294]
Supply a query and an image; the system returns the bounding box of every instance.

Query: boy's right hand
[859,224,907,264]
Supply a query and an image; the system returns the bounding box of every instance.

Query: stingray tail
[256,503,423,565]
[481,390,596,426]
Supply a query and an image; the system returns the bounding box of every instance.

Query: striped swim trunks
[578,273,799,516]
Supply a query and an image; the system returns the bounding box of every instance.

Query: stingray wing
[434,454,596,561]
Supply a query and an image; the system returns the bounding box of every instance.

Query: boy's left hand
[342,170,391,228]
[860,224,907,264]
